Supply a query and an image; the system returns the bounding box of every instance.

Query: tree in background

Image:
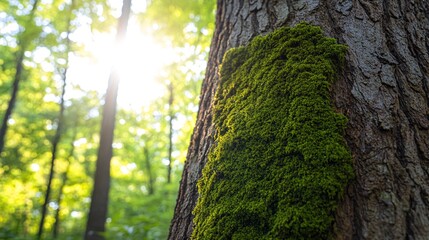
[0,0,216,238]
[52,123,77,239]
[37,0,75,238]
[84,0,132,239]
[143,0,217,184]
[167,82,174,184]
[169,0,429,239]
[0,0,40,155]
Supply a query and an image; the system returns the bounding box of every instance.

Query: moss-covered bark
[192,23,354,239]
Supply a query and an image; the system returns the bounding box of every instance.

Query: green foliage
[106,182,179,239]
[0,0,215,238]
[142,0,216,47]
[105,100,186,239]
[193,23,354,239]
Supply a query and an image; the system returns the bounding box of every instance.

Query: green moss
[192,23,354,240]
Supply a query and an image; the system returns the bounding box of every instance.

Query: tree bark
[169,0,429,239]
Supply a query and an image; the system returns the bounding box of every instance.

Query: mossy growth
[192,23,354,240]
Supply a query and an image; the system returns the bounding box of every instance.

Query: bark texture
[168,0,429,239]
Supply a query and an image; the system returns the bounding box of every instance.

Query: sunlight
[73,138,87,147]
[67,17,176,108]
[119,162,137,175]
[30,163,40,172]
[70,211,83,218]
[0,0,215,237]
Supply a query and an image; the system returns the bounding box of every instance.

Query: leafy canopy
[0,0,215,238]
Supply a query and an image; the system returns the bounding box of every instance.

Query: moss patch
[192,23,354,240]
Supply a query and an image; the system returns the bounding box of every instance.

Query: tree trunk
[167,83,174,184]
[36,60,67,240]
[53,127,77,239]
[144,146,155,195]
[169,0,429,239]
[0,0,39,155]
[84,0,131,239]
[37,2,74,237]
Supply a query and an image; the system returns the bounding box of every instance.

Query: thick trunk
[169,0,429,239]
[329,1,429,239]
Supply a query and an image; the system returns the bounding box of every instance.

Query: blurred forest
[0,0,215,239]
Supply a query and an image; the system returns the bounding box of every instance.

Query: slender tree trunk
[84,0,131,239]
[36,71,66,239]
[169,0,429,239]
[22,203,28,237]
[37,4,73,237]
[144,146,155,195]
[167,83,174,184]
[0,0,39,156]
[52,180,65,238]
[53,127,77,239]
[52,151,71,239]
[14,207,26,236]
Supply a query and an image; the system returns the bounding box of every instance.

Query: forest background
[0,0,215,239]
